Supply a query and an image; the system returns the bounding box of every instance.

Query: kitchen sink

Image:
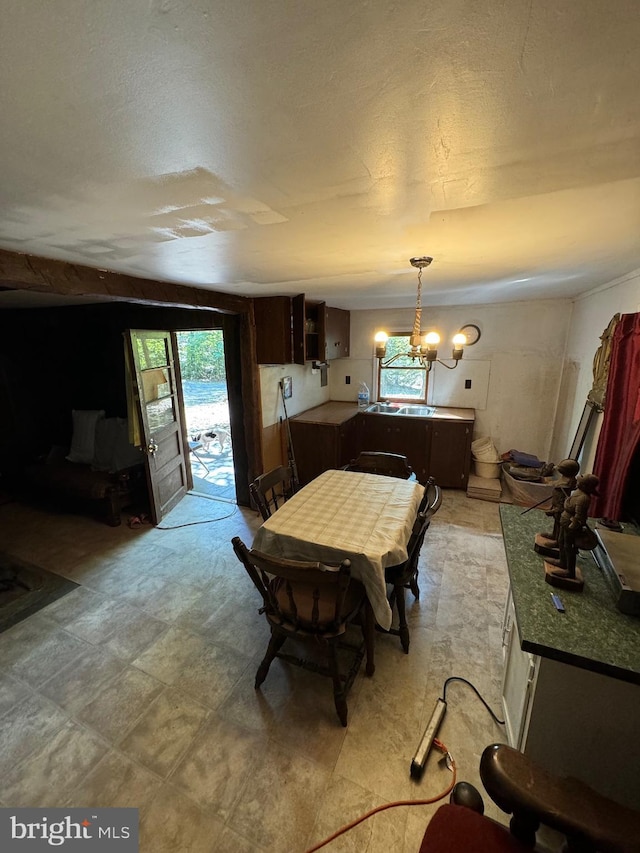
[365,403,435,417]
[365,403,403,414]
[396,405,436,417]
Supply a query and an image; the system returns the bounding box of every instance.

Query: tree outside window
[377,334,428,402]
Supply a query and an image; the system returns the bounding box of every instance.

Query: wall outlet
[465,379,472,389]
[345,375,351,384]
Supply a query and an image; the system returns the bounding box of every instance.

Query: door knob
[147,438,159,456]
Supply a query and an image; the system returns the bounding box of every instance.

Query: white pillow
[66,409,105,464]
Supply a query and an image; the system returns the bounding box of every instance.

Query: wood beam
[0,248,250,314]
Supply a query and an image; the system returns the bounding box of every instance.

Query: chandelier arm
[435,359,461,370]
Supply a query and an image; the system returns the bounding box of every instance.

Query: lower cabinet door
[428,422,472,487]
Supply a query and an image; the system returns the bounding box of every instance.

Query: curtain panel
[591,312,640,520]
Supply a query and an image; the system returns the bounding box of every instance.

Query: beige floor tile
[65,749,164,810]
[170,714,264,821]
[170,641,252,711]
[131,626,210,683]
[0,672,32,718]
[139,784,226,853]
[102,613,170,662]
[0,493,518,851]
[0,693,69,777]
[119,688,210,778]
[39,643,128,715]
[4,623,89,687]
[226,738,332,852]
[2,720,109,807]
[76,667,165,744]
[307,773,381,852]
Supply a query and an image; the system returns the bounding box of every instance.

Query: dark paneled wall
[0,302,236,476]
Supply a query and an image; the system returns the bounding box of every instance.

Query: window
[377,334,428,403]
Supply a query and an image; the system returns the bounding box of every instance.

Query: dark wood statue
[534,459,580,558]
[545,474,600,591]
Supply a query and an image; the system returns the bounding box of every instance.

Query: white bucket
[471,436,500,462]
[473,460,501,479]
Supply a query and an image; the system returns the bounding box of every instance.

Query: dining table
[251,468,424,630]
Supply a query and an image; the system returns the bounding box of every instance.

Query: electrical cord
[302,677,503,852]
[441,676,505,726]
[301,748,457,853]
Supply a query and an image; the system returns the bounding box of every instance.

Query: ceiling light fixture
[374,257,480,370]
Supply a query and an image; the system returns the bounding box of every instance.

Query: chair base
[255,627,372,727]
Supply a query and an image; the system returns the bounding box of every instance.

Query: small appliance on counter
[593,526,640,616]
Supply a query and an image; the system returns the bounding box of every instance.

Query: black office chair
[384,477,442,652]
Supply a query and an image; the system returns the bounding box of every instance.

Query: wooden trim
[0,248,249,314]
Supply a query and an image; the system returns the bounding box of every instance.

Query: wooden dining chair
[231,536,375,726]
[343,451,413,479]
[384,477,442,652]
[249,465,296,521]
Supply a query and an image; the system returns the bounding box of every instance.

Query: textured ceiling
[1,0,639,310]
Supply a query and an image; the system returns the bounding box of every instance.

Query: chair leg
[409,568,420,600]
[394,582,410,653]
[327,642,348,726]
[255,631,286,688]
[362,599,376,677]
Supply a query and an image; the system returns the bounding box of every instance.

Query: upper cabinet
[253,295,349,364]
[325,306,350,359]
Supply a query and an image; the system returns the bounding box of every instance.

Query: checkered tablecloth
[251,468,424,630]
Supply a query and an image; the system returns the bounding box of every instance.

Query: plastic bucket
[471,436,499,462]
[473,460,501,479]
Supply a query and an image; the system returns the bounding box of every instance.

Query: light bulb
[424,332,440,348]
[374,331,389,344]
[452,333,466,347]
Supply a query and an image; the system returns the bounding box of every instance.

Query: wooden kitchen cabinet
[253,294,305,364]
[324,306,350,359]
[359,414,432,482]
[428,420,472,487]
[289,403,473,488]
[254,296,349,364]
[289,402,360,486]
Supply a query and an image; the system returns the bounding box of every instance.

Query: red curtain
[591,312,640,520]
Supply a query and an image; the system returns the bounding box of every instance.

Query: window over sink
[377,334,428,403]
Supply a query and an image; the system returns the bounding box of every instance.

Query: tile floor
[0,489,513,852]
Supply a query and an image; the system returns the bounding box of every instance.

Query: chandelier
[374,257,479,370]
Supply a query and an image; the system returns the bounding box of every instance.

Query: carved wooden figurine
[534,459,580,558]
[545,474,600,591]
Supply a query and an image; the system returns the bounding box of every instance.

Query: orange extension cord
[302,743,457,853]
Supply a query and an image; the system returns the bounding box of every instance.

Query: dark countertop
[500,503,640,685]
[290,401,475,426]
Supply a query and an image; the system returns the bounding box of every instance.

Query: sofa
[25,410,145,526]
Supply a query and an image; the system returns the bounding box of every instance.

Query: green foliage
[177,331,226,381]
[378,334,427,400]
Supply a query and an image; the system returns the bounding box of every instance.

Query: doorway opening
[176,330,235,503]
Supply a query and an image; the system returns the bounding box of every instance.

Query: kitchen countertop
[290,401,475,425]
[500,503,640,685]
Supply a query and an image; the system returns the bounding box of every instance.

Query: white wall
[552,269,640,471]
[331,300,573,460]
[259,363,330,428]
